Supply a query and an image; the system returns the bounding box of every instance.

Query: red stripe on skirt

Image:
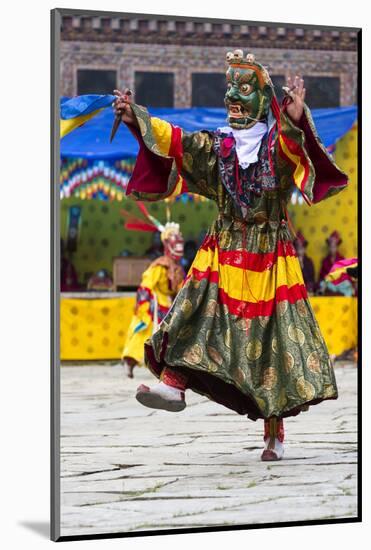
[187,266,219,284]
[186,266,307,319]
[198,235,297,272]
[218,284,308,319]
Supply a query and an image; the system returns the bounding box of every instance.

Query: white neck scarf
[217,121,268,169]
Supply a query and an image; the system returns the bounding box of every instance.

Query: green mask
[224,52,273,130]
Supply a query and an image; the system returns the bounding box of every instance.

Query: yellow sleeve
[140,265,163,291]
[128,104,218,202]
[133,265,163,328]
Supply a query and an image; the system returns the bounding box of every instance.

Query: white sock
[157,381,183,398]
[264,437,284,454]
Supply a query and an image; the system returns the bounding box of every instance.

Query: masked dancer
[121,204,184,378]
[113,50,348,461]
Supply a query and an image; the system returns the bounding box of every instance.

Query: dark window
[134,72,174,107]
[192,73,226,107]
[77,69,117,95]
[302,76,340,108]
[270,75,286,104]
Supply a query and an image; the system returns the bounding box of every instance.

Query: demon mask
[224,50,274,130]
[162,223,184,261]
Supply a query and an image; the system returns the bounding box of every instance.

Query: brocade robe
[123,101,348,420]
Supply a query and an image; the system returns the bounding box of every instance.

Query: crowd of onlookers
[61,229,357,297]
[293,230,357,297]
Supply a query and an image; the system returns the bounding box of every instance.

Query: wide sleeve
[274,102,349,205]
[125,103,218,202]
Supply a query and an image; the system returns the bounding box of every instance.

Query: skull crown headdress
[224,49,277,129]
[120,202,181,241]
[225,49,274,88]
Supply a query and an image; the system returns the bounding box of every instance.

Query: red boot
[261,417,285,461]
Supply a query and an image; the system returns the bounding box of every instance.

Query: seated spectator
[293,231,316,295]
[61,238,80,291]
[319,230,344,284]
[87,269,114,291]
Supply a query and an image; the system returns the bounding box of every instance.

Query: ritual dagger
[110,88,132,143]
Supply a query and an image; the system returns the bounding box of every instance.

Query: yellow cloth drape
[60,295,357,361]
[60,296,136,360]
[310,296,357,356]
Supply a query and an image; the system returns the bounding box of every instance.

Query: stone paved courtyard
[60,362,358,537]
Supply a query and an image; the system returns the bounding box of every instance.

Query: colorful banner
[60,158,134,201]
[60,157,208,202]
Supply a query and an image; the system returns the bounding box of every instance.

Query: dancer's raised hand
[113,88,138,127]
[283,75,306,123]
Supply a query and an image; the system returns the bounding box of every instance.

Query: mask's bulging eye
[240,84,251,94]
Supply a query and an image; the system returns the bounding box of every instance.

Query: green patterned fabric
[126,103,347,420]
[146,216,337,420]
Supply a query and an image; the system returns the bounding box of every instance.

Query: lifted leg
[121,357,137,378]
[136,367,188,412]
